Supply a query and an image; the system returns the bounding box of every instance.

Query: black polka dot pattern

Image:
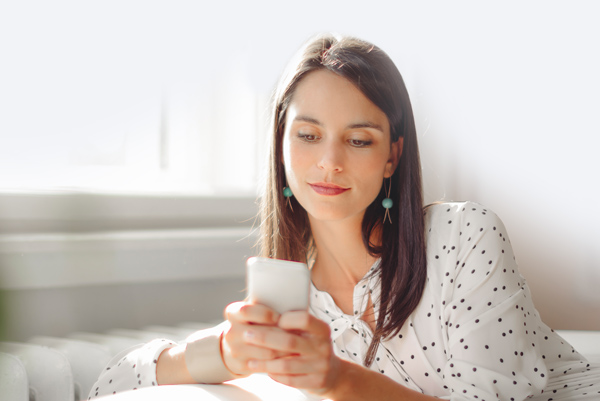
[87,339,174,399]
[310,201,600,400]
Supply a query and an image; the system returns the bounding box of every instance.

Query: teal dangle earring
[283,186,293,211]
[382,178,393,224]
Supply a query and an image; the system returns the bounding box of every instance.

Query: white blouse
[309,202,600,400]
[89,201,600,400]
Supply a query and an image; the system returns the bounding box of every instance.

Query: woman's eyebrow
[293,115,384,133]
[294,115,323,126]
[347,122,384,132]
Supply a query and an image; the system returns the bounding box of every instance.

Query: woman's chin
[306,207,365,225]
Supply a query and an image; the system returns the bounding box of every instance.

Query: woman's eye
[349,139,373,147]
[298,133,319,142]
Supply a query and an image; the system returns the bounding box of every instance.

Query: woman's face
[282,70,402,225]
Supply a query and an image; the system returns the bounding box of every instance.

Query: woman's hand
[244,310,342,395]
[221,301,288,376]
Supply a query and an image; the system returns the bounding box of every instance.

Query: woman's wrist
[184,330,241,383]
[312,357,355,400]
[156,344,195,385]
[319,358,437,401]
[219,331,247,377]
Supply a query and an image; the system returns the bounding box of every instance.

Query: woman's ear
[384,137,403,178]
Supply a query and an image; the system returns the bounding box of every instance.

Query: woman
[89,35,600,400]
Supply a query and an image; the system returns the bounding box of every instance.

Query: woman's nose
[317,141,344,172]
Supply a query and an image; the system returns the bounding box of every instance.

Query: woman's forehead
[286,70,389,131]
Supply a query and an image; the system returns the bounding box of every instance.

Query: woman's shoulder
[424,200,489,215]
[423,200,510,250]
[422,200,520,301]
[423,200,504,230]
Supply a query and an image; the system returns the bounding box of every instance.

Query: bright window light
[0,3,272,196]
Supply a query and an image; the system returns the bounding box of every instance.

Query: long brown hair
[258,34,427,366]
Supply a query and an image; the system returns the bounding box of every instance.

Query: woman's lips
[309,183,349,196]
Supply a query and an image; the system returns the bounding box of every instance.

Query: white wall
[243,0,600,330]
[1,1,598,332]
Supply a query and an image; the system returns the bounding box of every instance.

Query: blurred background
[0,0,598,342]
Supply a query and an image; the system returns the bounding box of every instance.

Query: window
[0,3,277,199]
[0,4,282,232]
[0,52,270,196]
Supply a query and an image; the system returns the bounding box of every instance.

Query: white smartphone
[246,256,310,314]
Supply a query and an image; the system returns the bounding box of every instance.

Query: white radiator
[0,322,214,401]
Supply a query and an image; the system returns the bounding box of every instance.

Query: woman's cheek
[285,146,311,191]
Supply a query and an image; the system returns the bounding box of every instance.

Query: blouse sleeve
[87,338,176,399]
[434,203,549,401]
[87,323,235,399]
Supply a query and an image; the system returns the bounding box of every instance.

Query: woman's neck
[309,214,378,292]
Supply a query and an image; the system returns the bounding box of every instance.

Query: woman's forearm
[325,359,439,401]
[157,324,242,385]
[156,333,437,400]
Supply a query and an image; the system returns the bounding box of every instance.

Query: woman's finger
[225,338,280,360]
[222,328,282,375]
[224,321,291,359]
[278,311,331,340]
[249,355,328,375]
[243,325,314,354]
[268,372,334,394]
[265,353,343,394]
[222,301,285,376]
[225,301,280,325]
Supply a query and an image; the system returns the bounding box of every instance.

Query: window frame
[0,191,259,234]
